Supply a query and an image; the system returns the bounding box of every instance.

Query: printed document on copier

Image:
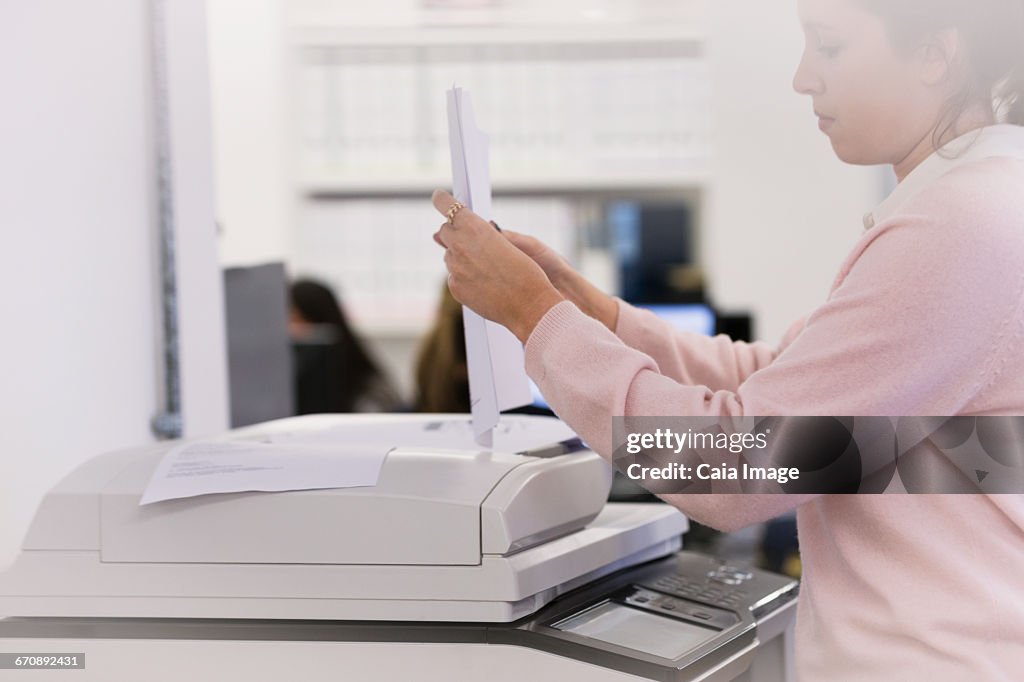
[446,86,533,446]
[138,440,389,505]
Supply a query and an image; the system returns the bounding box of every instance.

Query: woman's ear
[918,27,961,86]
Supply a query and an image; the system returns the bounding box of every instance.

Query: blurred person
[289,278,402,413]
[413,283,471,413]
[429,0,1024,679]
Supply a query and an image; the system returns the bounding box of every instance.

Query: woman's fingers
[431,189,475,228]
[429,192,564,339]
[502,229,563,280]
[502,229,538,253]
[431,189,456,215]
[501,229,526,245]
[433,223,448,248]
[504,229,552,259]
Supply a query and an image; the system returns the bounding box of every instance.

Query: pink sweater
[524,126,1024,680]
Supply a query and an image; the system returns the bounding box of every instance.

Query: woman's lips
[817,115,836,133]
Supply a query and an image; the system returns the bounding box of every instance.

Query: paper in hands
[446,87,533,446]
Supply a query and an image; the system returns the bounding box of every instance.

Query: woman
[289,279,402,413]
[431,0,1024,679]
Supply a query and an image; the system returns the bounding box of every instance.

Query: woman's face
[793,0,950,169]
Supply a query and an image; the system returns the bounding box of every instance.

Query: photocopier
[0,415,798,681]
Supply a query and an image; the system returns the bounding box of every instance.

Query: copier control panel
[498,552,799,681]
[622,587,738,631]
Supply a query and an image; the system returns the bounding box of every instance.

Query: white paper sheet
[267,417,579,455]
[139,440,389,506]
[446,87,533,445]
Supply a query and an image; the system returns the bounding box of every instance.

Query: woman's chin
[829,138,878,166]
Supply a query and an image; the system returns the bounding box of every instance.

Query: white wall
[0,0,228,569]
[705,1,883,343]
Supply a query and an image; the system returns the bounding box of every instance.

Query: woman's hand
[500,230,574,287]
[431,189,564,343]
[502,231,619,332]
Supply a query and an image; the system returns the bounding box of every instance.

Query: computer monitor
[634,303,716,336]
[223,263,294,427]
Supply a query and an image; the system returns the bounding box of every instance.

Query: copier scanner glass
[554,600,718,660]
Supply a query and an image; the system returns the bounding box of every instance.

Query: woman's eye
[817,45,842,59]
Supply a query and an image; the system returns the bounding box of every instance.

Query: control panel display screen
[554,601,717,660]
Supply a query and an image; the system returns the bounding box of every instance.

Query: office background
[0,0,884,569]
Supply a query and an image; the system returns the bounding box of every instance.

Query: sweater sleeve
[524,167,1024,531]
[614,299,799,391]
[526,302,815,531]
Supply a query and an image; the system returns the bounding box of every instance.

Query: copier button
[708,566,754,585]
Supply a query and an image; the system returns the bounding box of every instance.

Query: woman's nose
[792,53,824,95]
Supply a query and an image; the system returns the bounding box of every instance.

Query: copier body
[0,415,798,681]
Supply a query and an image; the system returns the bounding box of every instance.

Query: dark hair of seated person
[289,279,401,413]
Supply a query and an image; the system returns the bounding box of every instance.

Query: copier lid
[24,415,612,567]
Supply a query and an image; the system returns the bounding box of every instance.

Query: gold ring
[445,201,466,224]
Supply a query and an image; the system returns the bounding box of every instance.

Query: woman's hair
[289,278,400,413]
[414,283,470,413]
[857,0,1024,135]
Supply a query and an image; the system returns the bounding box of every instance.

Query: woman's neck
[892,105,996,182]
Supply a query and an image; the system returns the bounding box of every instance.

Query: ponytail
[1002,69,1024,126]
[995,1,1024,125]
